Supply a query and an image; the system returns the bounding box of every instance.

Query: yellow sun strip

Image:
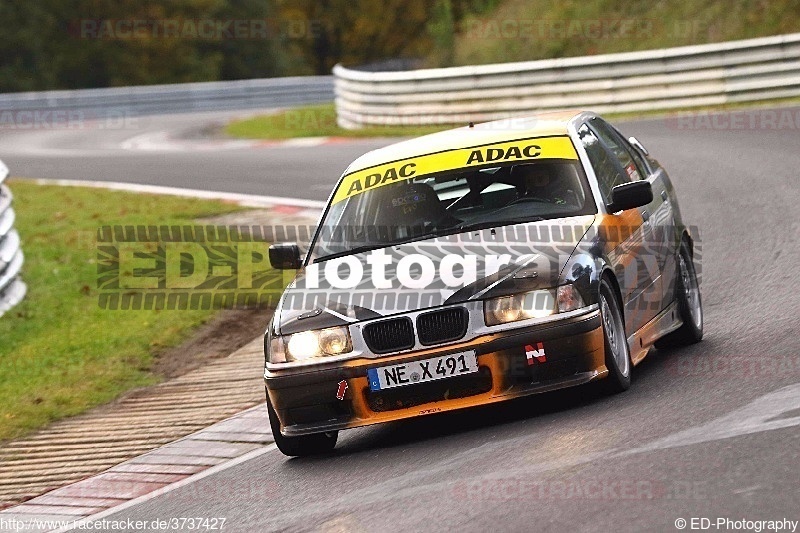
[331,136,578,205]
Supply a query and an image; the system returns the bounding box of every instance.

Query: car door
[603,120,678,313]
[577,121,663,335]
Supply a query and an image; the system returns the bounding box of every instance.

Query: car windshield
[310,159,596,262]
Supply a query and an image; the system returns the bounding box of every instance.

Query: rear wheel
[655,240,703,348]
[599,278,631,393]
[266,394,338,457]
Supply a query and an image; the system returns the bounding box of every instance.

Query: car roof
[344,109,589,175]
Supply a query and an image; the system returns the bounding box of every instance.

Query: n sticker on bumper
[525,343,546,365]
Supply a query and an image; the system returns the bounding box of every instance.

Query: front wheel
[266,394,337,457]
[599,278,631,393]
[655,240,703,348]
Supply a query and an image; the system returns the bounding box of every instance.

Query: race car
[264,110,703,456]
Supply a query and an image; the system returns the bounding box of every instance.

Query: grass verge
[225,103,450,140]
[227,98,800,141]
[0,181,245,442]
[604,96,800,123]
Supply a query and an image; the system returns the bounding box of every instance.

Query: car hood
[277,215,595,334]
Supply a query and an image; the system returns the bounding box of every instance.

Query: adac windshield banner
[332,136,578,204]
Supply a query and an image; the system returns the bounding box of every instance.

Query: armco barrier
[0,159,26,317]
[0,76,334,117]
[333,33,800,128]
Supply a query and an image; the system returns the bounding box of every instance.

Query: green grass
[442,0,800,67]
[604,96,800,123]
[225,103,450,140]
[0,181,244,442]
[228,97,800,140]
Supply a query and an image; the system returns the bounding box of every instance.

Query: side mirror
[628,136,649,156]
[607,181,653,213]
[269,243,302,270]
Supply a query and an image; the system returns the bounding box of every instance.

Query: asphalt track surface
[1,108,799,532]
[0,109,386,200]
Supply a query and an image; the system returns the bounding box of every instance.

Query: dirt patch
[149,206,319,381]
[151,307,273,379]
[178,121,228,140]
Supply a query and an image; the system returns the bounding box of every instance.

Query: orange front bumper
[266,310,605,437]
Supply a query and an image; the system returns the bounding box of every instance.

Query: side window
[577,123,627,203]
[606,121,651,180]
[625,140,650,180]
[589,118,643,182]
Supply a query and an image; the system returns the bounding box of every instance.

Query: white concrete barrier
[333,33,800,128]
[0,160,26,317]
[0,76,334,117]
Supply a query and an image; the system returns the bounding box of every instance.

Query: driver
[511,164,568,204]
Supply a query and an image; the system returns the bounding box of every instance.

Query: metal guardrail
[0,159,26,317]
[0,76,334,117]
[333,33,800,128]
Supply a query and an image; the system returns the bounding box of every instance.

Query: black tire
[655,240,703,348]
[266,394,338,457]
[598,277,631,393]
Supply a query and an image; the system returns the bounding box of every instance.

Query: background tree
[0,0,500,91]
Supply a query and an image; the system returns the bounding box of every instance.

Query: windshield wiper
[314,217,548,261]
[315,244,394,262]
[456,217,545,233]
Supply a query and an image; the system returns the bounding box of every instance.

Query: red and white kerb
[525,343,546,365]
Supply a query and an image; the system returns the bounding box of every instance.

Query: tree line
[0,0,499,92]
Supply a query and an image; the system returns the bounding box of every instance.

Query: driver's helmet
[510,163,557,200]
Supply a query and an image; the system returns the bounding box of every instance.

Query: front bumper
[265,309,605,437]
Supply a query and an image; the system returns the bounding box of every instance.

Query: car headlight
[268,331,287,364]
[484,284,586,326]
[319,327,351,355]
[484,289,556,326]
[282,326,353,362]
[557,284,586,313]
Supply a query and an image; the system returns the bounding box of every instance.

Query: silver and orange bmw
[264,111,703,456]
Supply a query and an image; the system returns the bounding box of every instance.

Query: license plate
[367,351,478,391]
